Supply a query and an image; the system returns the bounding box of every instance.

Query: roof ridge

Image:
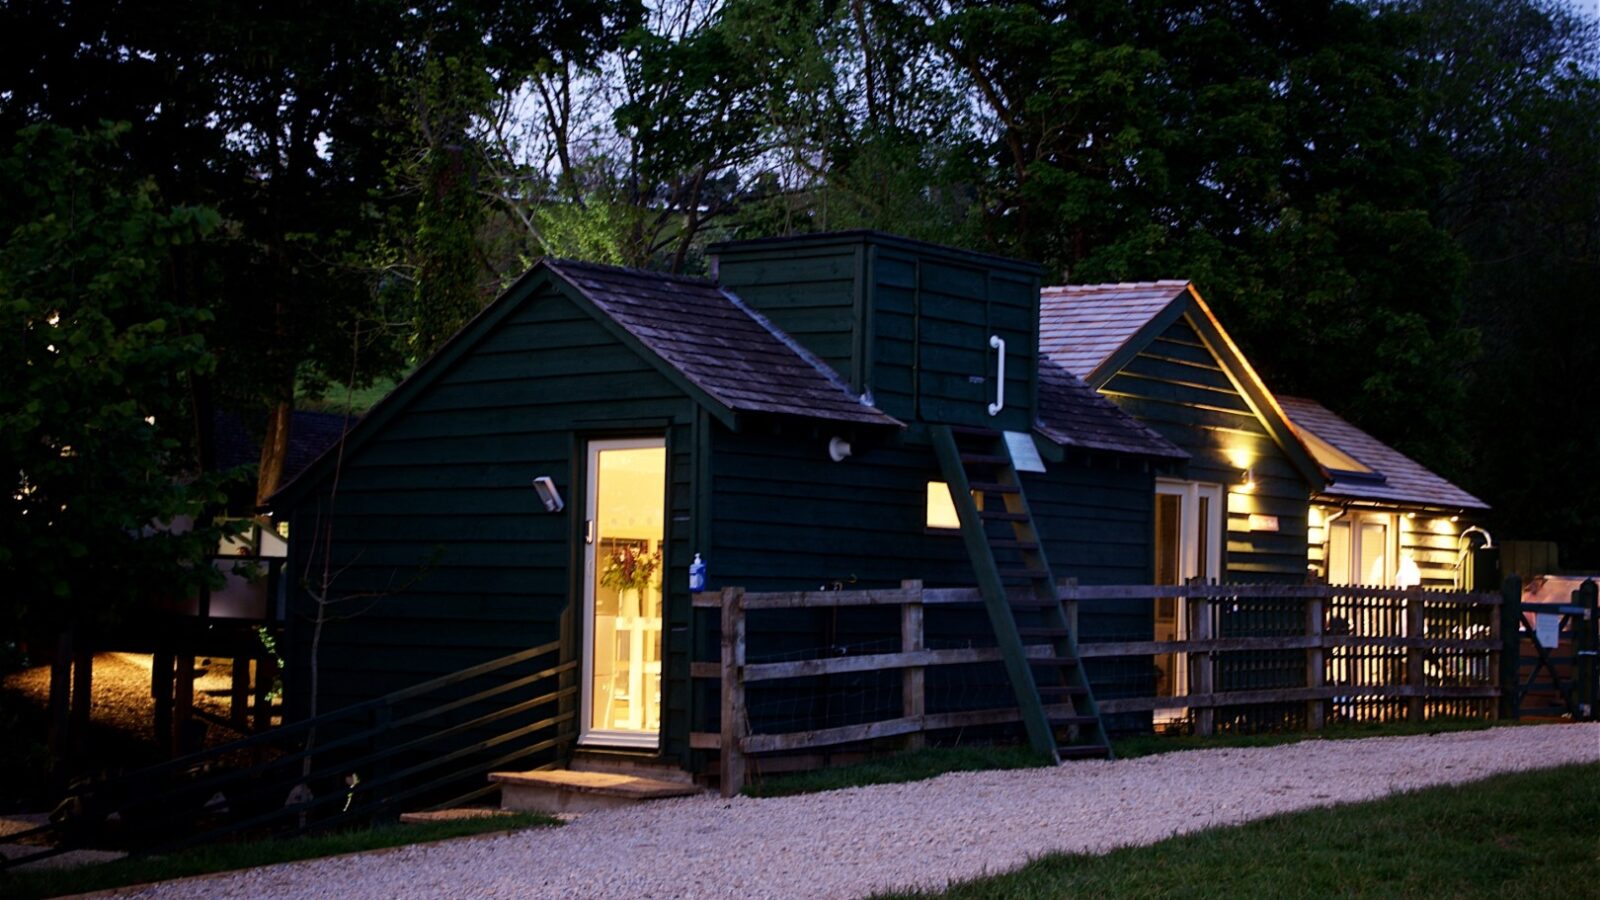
[1040,279,1191,293]
[543,256,717,288]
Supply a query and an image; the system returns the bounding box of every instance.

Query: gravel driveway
[126,723,1598,900]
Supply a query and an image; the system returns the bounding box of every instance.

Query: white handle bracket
[988,334,1006,416]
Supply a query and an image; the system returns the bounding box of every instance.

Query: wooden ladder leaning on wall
[930,423,1113,763]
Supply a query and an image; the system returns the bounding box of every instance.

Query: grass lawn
[744,719,1518,798]
[0,812,557,899]
[877,761,1600,898]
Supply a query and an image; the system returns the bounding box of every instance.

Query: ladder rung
[997,567,1049,581]
[1027,656,1078,668]
[979,510,1029,523]
[1018,626,1069,638]
[989,539,1040,551]
[959,453,1009,466]
[1008,596,1060,609]
[1048,715,1100,728]
[1038,685,1087,698]
[1058,744,1112,760]
[969,481,1020,495]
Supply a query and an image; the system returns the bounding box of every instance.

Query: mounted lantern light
[828,436,852,462]
[532,476,564,513]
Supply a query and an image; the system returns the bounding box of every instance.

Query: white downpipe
[988,334,1006,416]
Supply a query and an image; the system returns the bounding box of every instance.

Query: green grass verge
[0,812,557,899]
[875,761,1600,898]
[743,720,1518,798]
[743,746,1048,798]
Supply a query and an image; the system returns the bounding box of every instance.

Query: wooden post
[47,630,73,768]
[1499,576,1522,720]
[718,587,747,798]
[901,580,926,752]
[174,652,196,753]
[230,655,251,728]
[1575,580,1598,721]
[1191,595,1214,736]
[1305,592,1326,731]
[153,650,175,747]
[70,644,93,761]
[1406,587,1425,722]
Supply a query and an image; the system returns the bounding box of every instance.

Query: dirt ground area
[2,653,243,739]
[0,653,272,812]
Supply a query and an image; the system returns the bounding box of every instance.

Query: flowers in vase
[599,543,662,597]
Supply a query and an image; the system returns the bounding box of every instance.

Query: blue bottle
[689,553,707,592]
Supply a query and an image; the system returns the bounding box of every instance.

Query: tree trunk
[255,399,294,507]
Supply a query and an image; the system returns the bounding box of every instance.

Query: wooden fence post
[719,587,747,798]
[1305,589,1326,731]
[901,580,926,752]
[1499,575,1523,720]
[1406,586,1426,722]
[1191,595,1214,737]
[1576,579,1598,721]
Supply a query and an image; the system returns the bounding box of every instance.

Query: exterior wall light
[532,476,564,512]
[828,437,852,462]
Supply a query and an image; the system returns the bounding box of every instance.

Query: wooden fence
[691,580,1508,795]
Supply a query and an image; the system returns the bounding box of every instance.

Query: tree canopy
[2,0,1596,608]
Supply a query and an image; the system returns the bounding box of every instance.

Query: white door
[581,437,666,749]
[1153,479,1223,720]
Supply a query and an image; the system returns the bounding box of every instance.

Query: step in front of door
[489,769,703,814]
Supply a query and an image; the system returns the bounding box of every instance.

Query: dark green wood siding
[697,424,1156,736]
[1100,316,1310,582]
[712,243,863,387]
[284,283,701,764]
[713,233,1040,431]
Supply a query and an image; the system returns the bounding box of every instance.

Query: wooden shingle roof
[1277,396,1488,511]
[547,259,901,428]
[1038,281,1190,381]
[1035,361,1187,459]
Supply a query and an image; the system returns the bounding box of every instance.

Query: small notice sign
[1003,431,1047,473]
[1534,613,1562,649]
[1247,514,1280,532]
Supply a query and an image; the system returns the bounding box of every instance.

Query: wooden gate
[1503,576,1599,720]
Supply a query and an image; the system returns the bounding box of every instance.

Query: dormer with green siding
[709,231,1042,434]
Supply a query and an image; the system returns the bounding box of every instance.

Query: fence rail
[692,579,1525,794]
[1,640,576,871]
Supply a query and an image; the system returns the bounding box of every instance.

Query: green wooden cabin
[269,233,1186,778]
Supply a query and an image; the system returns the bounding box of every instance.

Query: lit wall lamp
[1238,467,1255,492]
[532,476,564,513]
[828,436,852,462]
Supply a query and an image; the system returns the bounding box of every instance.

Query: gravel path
[128,724,1598,900]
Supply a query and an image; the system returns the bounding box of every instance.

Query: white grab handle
[988,334,1006,416]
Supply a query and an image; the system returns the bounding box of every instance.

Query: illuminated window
[926,481,982,529]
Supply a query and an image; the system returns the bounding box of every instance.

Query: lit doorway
[581,438,666,748]
[1153,479,1222,722]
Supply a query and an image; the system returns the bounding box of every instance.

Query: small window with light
[926,481,981,530]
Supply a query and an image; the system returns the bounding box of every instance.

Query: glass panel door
[1153,480,1223,726]
[582,438,666,748]
[1325,512,1397,587]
